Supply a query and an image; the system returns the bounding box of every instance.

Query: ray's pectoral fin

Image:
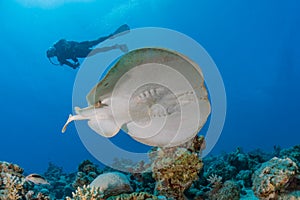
[62,114,89,133]
[87,118,120,138]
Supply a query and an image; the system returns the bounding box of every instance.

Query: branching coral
[0,162,25,200]
[66,185,104,200]
[0,172,24,200]
[107,192,161,200]
[207,174,222,188]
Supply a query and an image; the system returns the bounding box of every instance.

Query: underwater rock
[151,143,203,200]
[252,157,299,200]
[90,172,133,198]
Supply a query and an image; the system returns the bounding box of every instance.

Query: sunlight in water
[16,0,94,8]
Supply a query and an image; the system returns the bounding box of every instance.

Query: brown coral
[151,136,204,200]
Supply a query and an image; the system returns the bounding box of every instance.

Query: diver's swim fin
[110,24,130,39]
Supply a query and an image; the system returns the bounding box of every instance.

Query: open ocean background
[0,0,299,174]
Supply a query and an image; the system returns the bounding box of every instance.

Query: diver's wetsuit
[47,24,130,69]
[54,35,111,68]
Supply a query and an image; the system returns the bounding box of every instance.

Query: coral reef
[240,189,258,200]
[2,143,300,200]
[0,161,24,174]
[151,136,204,200]
[227,147,250,171]
[0,161,25,200]
[235,169,253,187]
[72,160,102,188]
[207,174,222,187]
[0,173,24,200]
[24,189,51,200]
[203,157,237,183]
[43,162,75,199]
[278,191,300,200]
[107,192,164,200]
[66,185,103,200]
[73,160,102,189]
[248,148,274,169]
[1,161,70,200]
[252,157,299,199]
[208,180,241,200]
[67,188,163,200]
[111,159,155,193]
[280,145,300,166]
[129,170,155,194]
[185,145,300,199]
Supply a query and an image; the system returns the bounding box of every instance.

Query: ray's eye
[95,100,102,108]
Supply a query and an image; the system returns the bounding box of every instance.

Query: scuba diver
[46,24,130,69]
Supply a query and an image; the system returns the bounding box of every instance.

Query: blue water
[0,0,299,173]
